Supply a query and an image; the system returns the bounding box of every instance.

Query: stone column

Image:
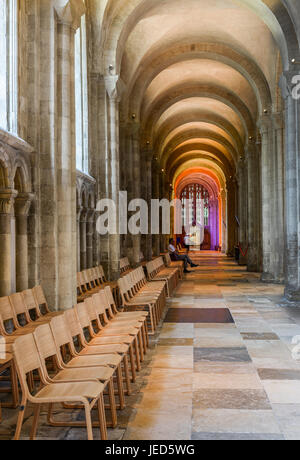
[86,209,95,268]
[80,208,87,270]
[56,15,79,308]
[247,140,261,272]
[280,71,300,300]
[145,156,153,261]
[76,205,82,271]
[0,190,17,296]
[97,76,110,275]
[105,76,123,280]
[14,193,33,292]
[258,115,276,282]
[226,178,237,256]
[131,121,141,266]
[272,112,285,283]
[220,188,226,253]
[152,159,161,257]
[237,158,248,265]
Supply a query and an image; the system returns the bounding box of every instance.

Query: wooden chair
[12,333,107,440]
[163,253,184,279]
[33,322,117,429]
[49,314,126,410]
[83,295,140,378]
[118,276,158,335]
[88,291,147,360]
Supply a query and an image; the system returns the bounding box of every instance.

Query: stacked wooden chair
[120,258,131,276]
[145,257,180,297]
[118,267,167,335]
[77,265,119,306]
[1,285,150,440]
[163,253,184,279]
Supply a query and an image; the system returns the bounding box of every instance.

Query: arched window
[75,14,89,173]
[0,0,18,133]
[181,183,210,228]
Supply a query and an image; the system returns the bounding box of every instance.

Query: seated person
[168,238,199,273]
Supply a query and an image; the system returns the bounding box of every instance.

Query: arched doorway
[180,182,219,250]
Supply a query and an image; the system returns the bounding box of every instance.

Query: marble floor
[2,252,300,440]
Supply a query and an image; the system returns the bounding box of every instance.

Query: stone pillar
[76,205,82,271]
[97,76,110,275]
[86,209,95,268]
[220,188,226,253]
[237,158,248,265]
[247,140,261,272]
[226,178,237,256]
[56,15,79,308]
[145,156,153,261]
[272,112,285,283]
[258,115,276,282]
[131,122,141,266]
[14,193,33,291]
[280,71,300,300]
[152,159,161,257]
[105,75,123,280]
[0,190,17,295]
[80,208,87,270]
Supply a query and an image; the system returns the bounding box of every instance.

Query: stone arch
[142,84,255,142]
[125,42,272,117]
[101,0,299,74]
[154,111,244,156]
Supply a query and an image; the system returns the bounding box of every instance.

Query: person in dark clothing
[168,239,199,273]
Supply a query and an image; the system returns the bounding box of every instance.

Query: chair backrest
[33,286,50,315]
[104,286,118,315]
[75,301,97,340]
[9,293,31,326]
[33,323,60,362]
[22,289,41,320]
[98,266,107,283]
[50,314,75,353]
[92,291,109,321]
[0,297,18,334]
[12,334,46,398]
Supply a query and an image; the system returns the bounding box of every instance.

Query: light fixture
[264,109,268,114]
[146,141,150,145]
[132,113,136,119]
[108,64,114,72]
[292,58,300,64]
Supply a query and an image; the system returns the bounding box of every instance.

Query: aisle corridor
[124,253,300,441]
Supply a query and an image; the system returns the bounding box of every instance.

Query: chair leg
[30,404,41,440]
[134,337,141,371]
[98,395,108,440]
[13,399,27,441]
[107,378,117,428]
[116,365,125,410]
[123,354,131,396]
[129,345,137,382]
[84,403,94,441]
[11,362,19,409]
[138,330,144,362]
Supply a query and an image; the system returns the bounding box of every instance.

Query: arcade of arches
[1,0,300,439]
[0,0,299,307]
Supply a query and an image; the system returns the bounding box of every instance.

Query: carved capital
[54,0,85,30]
[0,190,18,215]
[14,193,34,217]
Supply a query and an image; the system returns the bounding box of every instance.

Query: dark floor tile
[191,432,285,441]
[193,389,271,410]
[242,333,280,341]
[165,308,234,324]
[194,347,251,363]
[258,368,300,380]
